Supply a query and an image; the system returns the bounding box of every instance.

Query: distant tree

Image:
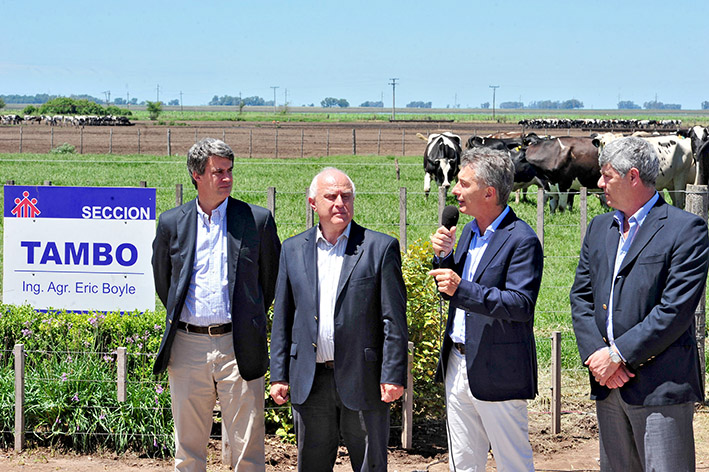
[146,101,162,120]
[643,100,681,110]
[702,101,709,110]
[105,105,132,117]
[0,93,57,104]
[0,98,5,110]
[406,101,432,108]
[113,97,125,105]
[39,97,105,115]
[618,100,641,110]
[560,99,583,109]
[360,100,384,107]
[527,100,558,109]
[480,102,490,109]
[168,99,179,106]
[337,98,349,108]
[500,101,524,109]
[128,98,138,105]
[321,97,341,107]
[22,105,37,115]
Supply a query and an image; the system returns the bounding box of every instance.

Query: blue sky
[2,0,706,109]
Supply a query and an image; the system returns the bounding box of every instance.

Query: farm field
[1,119,708,470]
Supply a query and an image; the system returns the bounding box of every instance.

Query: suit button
[312,343,317,349]
[602,303,608,310]
[314,316,318,321]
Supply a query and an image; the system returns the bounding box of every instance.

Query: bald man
[269,167,408,472]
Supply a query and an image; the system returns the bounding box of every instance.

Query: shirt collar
[316,222,352,247]
[613,192,659,230]
[196,197,228,225]
[471,205,510,239]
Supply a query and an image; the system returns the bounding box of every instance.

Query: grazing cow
[419,132,462,197]
[524,137,601,212]
[594,133,695,208]
[687,126,709,184]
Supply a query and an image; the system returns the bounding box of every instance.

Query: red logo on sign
[11,191,41,218]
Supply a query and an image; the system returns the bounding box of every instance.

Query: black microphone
[439,205,459,257]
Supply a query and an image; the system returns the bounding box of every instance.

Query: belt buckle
[207,324,220,336]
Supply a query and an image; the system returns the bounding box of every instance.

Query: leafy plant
[50,143,77,154]
[146,101,162,121]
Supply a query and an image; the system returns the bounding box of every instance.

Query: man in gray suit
[269,167,408,472]
[152,138,280,471]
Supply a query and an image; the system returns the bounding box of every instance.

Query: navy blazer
[151,197,281,379]
[435,208,544,401]
[571,196,708,406]
[269,221,408,411]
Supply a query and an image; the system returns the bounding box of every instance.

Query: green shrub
[50,143,77,154]
[22,105,37,115]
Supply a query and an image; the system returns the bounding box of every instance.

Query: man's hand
[430,226,457,259]
[428,268,461,296]
[380,383,404,403]
[585,347,630,387]
[605,364,635,389]
[270,382,290,405]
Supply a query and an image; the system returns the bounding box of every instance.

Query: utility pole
[284,88,288,107]
[271,86,279,113]
[103,91,111,105]
[389,78,398,120]
[489,85,499,120]
[156,84,160,103]
[126,91,130,109]
[180,91,183,112]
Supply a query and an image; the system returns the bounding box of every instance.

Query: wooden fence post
[19,126,22,153]
[109,128,113,154]
[437,187,447,225]
[686,184,708,394]
[167,128,171,156]
[194,128,198,144]
[175,183,183,207]
[51,127,54,151]
[139,181,147,188]
[352,128,356,155]
[579,187,588,244]
[137,129,141,155]
[399,187,407,250]
[326,129,330,157]
[117,347,127,402]
[80,126,84,154]
[536,188,544,247]
[402,341,414,449]
[275,128,278,158]
[249,129,253,158]
[551,332,561,435]
[395,158,400,181]
[14,344,25,452]
[306,187,314,229]
[267,186,276,217]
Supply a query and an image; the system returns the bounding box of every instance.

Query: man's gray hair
[460,147,515,205]
[187,138,234,189]
[308,167,356,198]
[599,136,659,186]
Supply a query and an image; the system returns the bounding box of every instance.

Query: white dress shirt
[607,192,659,358]
[449,206,510,344]
[315,223,351,363]
[179,198,232,326]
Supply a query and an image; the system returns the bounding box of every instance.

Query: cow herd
[518,118,683,130]
[0,114,132,126]
[422,126,709,212]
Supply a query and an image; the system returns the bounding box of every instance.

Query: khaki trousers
[168,329,265,472]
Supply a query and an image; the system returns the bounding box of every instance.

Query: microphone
[439,205,459,257]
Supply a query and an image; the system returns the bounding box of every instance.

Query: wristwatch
[607,346,622,364]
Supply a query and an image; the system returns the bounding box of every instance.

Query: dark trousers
[292,364,389,472]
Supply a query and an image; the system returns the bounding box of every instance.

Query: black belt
[178,322,232,336]
[316,361,335,370]
[453,343,466,355]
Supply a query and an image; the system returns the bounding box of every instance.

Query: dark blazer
[435,208,544,402]
[151,197,281,379]
[269,221,408,411]
[570,196,708,406]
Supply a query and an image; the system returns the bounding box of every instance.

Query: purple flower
[21,328,32,337]
[103,354,112,363]
[155,384,164,395]
[72,394,79,402]
[61,372,67,382]
[66,355,72,363]
[153,438,158,447]
[88,317,97,326]
[154,324,162,330]
[99,414,106,420]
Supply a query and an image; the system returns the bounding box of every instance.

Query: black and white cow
[420,132,462,197]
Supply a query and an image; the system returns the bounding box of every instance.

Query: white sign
[3,186,156,312]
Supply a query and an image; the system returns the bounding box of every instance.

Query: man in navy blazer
[570,136,708,472]
[269,167,408,472]
[152,138,280,471]
[429,147,543,471]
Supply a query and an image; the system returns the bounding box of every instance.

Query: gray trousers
[292,364,390,472]
[596,388,695,472]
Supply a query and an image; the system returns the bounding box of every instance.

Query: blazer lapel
[302,227,319,341]
[473,211,514,282]
[617,200,667,275]
[336,222,365,304]
[176,201,197,295]
[226,198,245,299]
[605,218,620,278]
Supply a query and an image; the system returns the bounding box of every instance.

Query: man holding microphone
[429,147,543,471]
